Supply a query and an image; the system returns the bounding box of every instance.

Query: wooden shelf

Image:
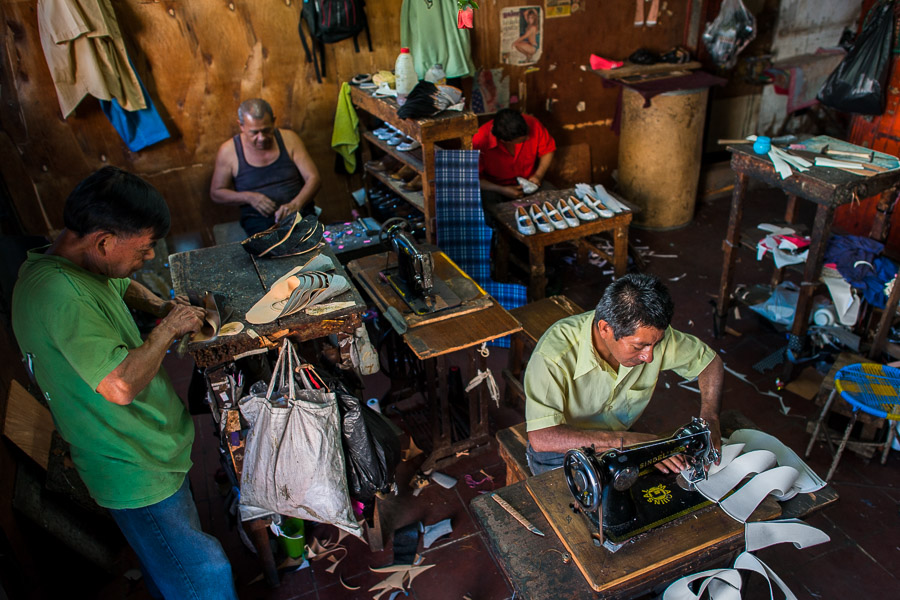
[362,131,424,173]
[366,167,425,213]
[351,84,478,243]
[593,60,702,81]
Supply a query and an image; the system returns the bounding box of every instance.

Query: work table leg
[788,203,834,356]
[715,172,748,337]
[528,242,548,301]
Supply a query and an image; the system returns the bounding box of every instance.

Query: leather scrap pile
[242,213,324,257]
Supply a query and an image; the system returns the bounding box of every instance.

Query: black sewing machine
[380,219,461,316]
[564,417,719,544]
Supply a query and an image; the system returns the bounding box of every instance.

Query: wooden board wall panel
[469,1,694,186]
[0,0,402,244]
[1,0,692,243]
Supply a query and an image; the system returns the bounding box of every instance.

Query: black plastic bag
[335,386,401,502]
[818,1,894,115]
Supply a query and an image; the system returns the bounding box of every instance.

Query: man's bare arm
[528,424,685,474]
[97,304,203,405]
[697,354,724,454]
[528,151,555,186]
[274,131,322,222]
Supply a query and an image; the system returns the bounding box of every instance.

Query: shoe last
[516,206,536,236]
[530,205,553,233]
[557,199,579,228]
[541,201,568,230]
[567,196,598,221]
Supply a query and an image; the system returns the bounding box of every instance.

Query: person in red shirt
[473,108,556,211]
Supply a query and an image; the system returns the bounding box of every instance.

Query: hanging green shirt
[525,312,716,432]
[400,0,475,80]
[12,248,194,509]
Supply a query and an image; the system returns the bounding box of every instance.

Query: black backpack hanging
[298,0,373,83]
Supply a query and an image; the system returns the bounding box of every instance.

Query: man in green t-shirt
[12,167,238,599]
[524,273,724,476]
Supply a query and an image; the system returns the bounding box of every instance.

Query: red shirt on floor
[473,114,556,186]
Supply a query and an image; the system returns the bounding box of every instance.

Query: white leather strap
[707,443,745,476]
[695,450,778,502]
[662,568,742,600]
[727,429,826,499]
[744,519,830,552]
[734,553,797,600]
[719,466,799,523]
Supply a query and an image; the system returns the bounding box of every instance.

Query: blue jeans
[109,476,238,600]
[526,443,566,476]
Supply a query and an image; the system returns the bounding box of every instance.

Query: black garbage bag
[335,387,402,502]
[818,1,894,115]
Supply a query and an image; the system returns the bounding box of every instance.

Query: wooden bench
[503,295,584,408]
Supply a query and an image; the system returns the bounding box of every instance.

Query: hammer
[821,144,874,162]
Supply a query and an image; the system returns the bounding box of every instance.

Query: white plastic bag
[239,340,362,537]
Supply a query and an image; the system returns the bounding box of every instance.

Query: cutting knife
[492,493,544,537]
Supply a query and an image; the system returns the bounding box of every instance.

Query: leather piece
[744,519,830,552]
[718,465,799,523]
[695,449,777,502]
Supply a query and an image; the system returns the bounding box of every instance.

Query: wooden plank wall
[468,0,697,184]
[0,0,402,245]
[1,0,694,245]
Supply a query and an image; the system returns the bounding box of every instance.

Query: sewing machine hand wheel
[379,217,412,246]
[564,448,602,513]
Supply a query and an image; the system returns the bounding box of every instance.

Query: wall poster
[500,6,544,66]
[546,0,581,18]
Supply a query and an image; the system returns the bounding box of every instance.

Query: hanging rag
[331,82,360,174]
[37,0,146,117]
[99,57,169,152]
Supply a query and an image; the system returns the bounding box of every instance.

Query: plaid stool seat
[805,363,900,481]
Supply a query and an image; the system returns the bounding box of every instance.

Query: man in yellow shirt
[524,273,724,475]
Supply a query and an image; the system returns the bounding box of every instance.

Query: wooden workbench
[715,138,900,360]
[169,242,366,367]
[347,250,521,472]
[169,241,367,586]
[471,468,838,599]
[488,189,632,300]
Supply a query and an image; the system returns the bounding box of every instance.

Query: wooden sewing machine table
[347,250,521,473]
[488,188,632,300]
[471,468,838,599]
[170,241,367,586]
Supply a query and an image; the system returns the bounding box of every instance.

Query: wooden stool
[503,295,584,408]
[496,422,530,485]
[804,352,890,466]
[806,361,900,481]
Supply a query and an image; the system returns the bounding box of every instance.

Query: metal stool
[805,363,900,481]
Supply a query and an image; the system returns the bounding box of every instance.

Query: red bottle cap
[400,48,410,53]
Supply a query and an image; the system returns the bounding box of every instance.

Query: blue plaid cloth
[435,150,527,347]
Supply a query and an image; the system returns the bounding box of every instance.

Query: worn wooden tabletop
[169,242,366,367]
[347,250,521,359]
[471,468,838,599]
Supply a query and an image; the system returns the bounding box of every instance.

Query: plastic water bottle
[394,48,417,106]
[425,63,446,85]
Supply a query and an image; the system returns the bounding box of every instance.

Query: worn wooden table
[488,189,632,300]
[715,138,900,359]
[471,468,838,599]
[169,242,366,367]
[169,242,367,586]
[347,251,521,472]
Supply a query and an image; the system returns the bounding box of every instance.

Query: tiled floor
[20,187,900,599]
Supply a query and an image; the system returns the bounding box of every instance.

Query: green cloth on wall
[400,0,475,80]
[332,82,360,173]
